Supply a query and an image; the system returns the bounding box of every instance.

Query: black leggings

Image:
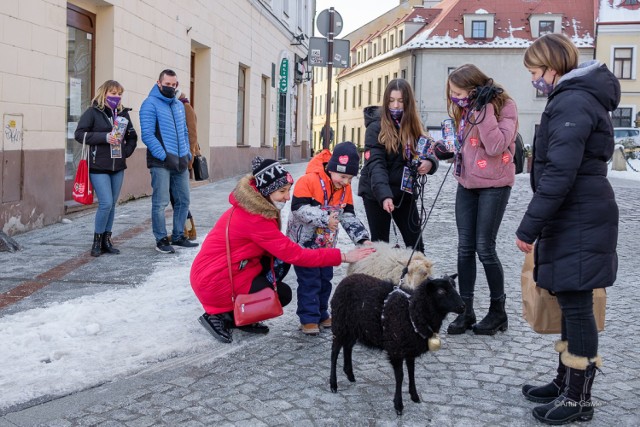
[557,290,598,358]
[362,196,424,252]
[249,257,292,307]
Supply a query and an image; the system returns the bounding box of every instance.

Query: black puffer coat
[75,104,137,173]
[516,61,620,292]
[358,106,438,204]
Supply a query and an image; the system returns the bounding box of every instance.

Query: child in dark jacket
[286,142,370,335]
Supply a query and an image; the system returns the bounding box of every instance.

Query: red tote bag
[73,133,94,205]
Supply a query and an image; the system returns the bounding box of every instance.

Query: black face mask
[159,85,176,98]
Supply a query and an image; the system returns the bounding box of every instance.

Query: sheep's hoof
[410,393,420,403]
[395,408,403,416]
[330,385,337,393]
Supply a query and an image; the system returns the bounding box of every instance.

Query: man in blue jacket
[140,69,198,253]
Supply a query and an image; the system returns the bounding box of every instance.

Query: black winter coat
[358,106,438,204]
[75,104,137,173]
[516,61,620,292]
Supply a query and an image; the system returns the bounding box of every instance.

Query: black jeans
[250,257,292,307]
[362,195,424,252]
[557,290,598,358]
[455,184,511,300]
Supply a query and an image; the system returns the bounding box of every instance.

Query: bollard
[611,144,627,171]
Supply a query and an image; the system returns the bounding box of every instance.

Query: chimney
[422,0,440,8]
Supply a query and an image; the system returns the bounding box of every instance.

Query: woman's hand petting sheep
[382,198,394,213]
[342,247,376,263]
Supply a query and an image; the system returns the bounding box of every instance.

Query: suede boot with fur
[447,296,475,334]
[91,233,103,257]
[522,341,567,403]
[532,350,602,425]
[473,294,508,335]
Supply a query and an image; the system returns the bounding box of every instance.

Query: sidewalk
[1,163,638,426]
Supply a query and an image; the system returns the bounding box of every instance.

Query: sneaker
[172,235,199,248]
[299,323,320,336]
[198,313,232,343]
[320,317,332,329]
[155,237,175,254]
[238,322,270,334]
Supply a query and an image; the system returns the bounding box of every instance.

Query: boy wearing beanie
[286,142,371,335]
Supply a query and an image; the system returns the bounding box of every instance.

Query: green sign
[279,58,288,93]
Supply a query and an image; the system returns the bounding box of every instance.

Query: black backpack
[513,133,525,174]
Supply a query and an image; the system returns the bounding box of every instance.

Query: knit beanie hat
[327,141,360,176]
[251,156,294,196]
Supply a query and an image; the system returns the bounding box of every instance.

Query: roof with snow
[598,0,640,23]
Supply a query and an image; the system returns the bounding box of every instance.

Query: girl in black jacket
[357,79,438,252]
[75,80,137,257]
[516,34,620,425]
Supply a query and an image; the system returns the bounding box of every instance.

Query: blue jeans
[557,291,598,358]
[295,266,333,324]
[90,171,124,234]
[455,184,511,300]
[150,167,190,241]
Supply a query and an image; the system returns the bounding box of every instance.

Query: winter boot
[532,351,601,425]
[447,297,475,334]
[198,312,233,343]
[473,294,508,335]
[522,341,568,403]
[91,233,103,257]
[101,231,120,255]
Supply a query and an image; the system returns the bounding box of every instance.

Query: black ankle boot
[532,352,601,425]
[473,294,508,335]
[523,341,568,403]
[447,297,475,334]
[91,233,103,257]
[101,232,120,254]
[198,313,233,343]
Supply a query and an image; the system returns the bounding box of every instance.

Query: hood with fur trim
[230,174,280,221]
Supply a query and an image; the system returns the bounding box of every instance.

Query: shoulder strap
[226,207,236,301]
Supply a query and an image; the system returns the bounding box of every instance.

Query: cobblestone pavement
[1,163,638,426]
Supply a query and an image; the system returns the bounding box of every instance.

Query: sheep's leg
[406,357,420,403]
[330,338,342,392]
[343,337,357,382]
[390,357,404,415]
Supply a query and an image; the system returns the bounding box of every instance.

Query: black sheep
[330,273,464,415]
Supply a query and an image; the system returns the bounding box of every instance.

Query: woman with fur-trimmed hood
[190,157,375,344]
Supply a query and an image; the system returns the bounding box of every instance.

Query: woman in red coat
[190,157,374,343]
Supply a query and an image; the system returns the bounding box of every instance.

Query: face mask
[451,96,469,108]
[389,108,403,120]
[159,85,176,98]
[105,96,121,110]
[272,200,287,211]
[531,70,554,95]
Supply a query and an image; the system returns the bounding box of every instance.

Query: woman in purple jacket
[443,64,518,336]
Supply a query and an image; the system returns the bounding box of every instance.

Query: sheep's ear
[449,273,458,280]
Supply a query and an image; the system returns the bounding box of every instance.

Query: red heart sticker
[470,138,479,147]
[477,159,487,168]
[364,150,370,160]
[502,153,510,164]
[286,173,294,184]
[338,155,349,165]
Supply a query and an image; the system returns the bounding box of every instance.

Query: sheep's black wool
[330,273,464,415]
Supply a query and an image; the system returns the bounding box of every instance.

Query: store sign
[279,58,288,93]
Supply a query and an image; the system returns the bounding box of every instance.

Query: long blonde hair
[378,79,424,159]
[92,80,125,111]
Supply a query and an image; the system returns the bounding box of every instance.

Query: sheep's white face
[404,259,434,288]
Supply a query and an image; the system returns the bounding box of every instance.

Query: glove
[433,141,454,160]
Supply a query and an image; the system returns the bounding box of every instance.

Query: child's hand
[328,211,339,231]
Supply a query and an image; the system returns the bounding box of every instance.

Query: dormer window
[622,0,638,5]
[463,12,494,39]
[529,14,562,38]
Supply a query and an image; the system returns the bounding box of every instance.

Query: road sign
[317,9,343,38]
[308,37,351,68]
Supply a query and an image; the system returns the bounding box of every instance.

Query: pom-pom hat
[327,141,360,176]
[251,156,294,196]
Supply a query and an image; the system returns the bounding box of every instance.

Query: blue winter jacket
[140,84,191,171]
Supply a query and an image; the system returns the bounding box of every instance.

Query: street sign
[317,9,343,38]
[279,58,288,93]
[308,37,351,68]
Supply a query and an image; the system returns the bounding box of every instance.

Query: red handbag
[72,133,94,205]
[226,208,283,326]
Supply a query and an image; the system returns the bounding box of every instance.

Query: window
[357,127,361,145]
[260,76,269,146]
[373,44,377,56]
[447,66,457,75]
[613,47,633,79]
[393,72,397,79]
[401,69,406,79]
[364,48,367,60]
[237,65,248,145]
[472,21,486,38]
[357,51,361,64]
[390,34,394,49]
[622,0,639,5]
[351,127,355,142]
[399,30,403,45]
[384,75,389,88]
[539,21,554,35]
[377,78,382,102]
[383,39,387,53]
[343,89,347,110]
[612,107,633,127]
[342,125,346,141]
[358,84,362,107]
[368,81,372,105]
[332,91,336,113]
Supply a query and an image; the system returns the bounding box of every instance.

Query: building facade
[0,0,315,235]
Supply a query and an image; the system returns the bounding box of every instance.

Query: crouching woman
[190,157,375,344]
